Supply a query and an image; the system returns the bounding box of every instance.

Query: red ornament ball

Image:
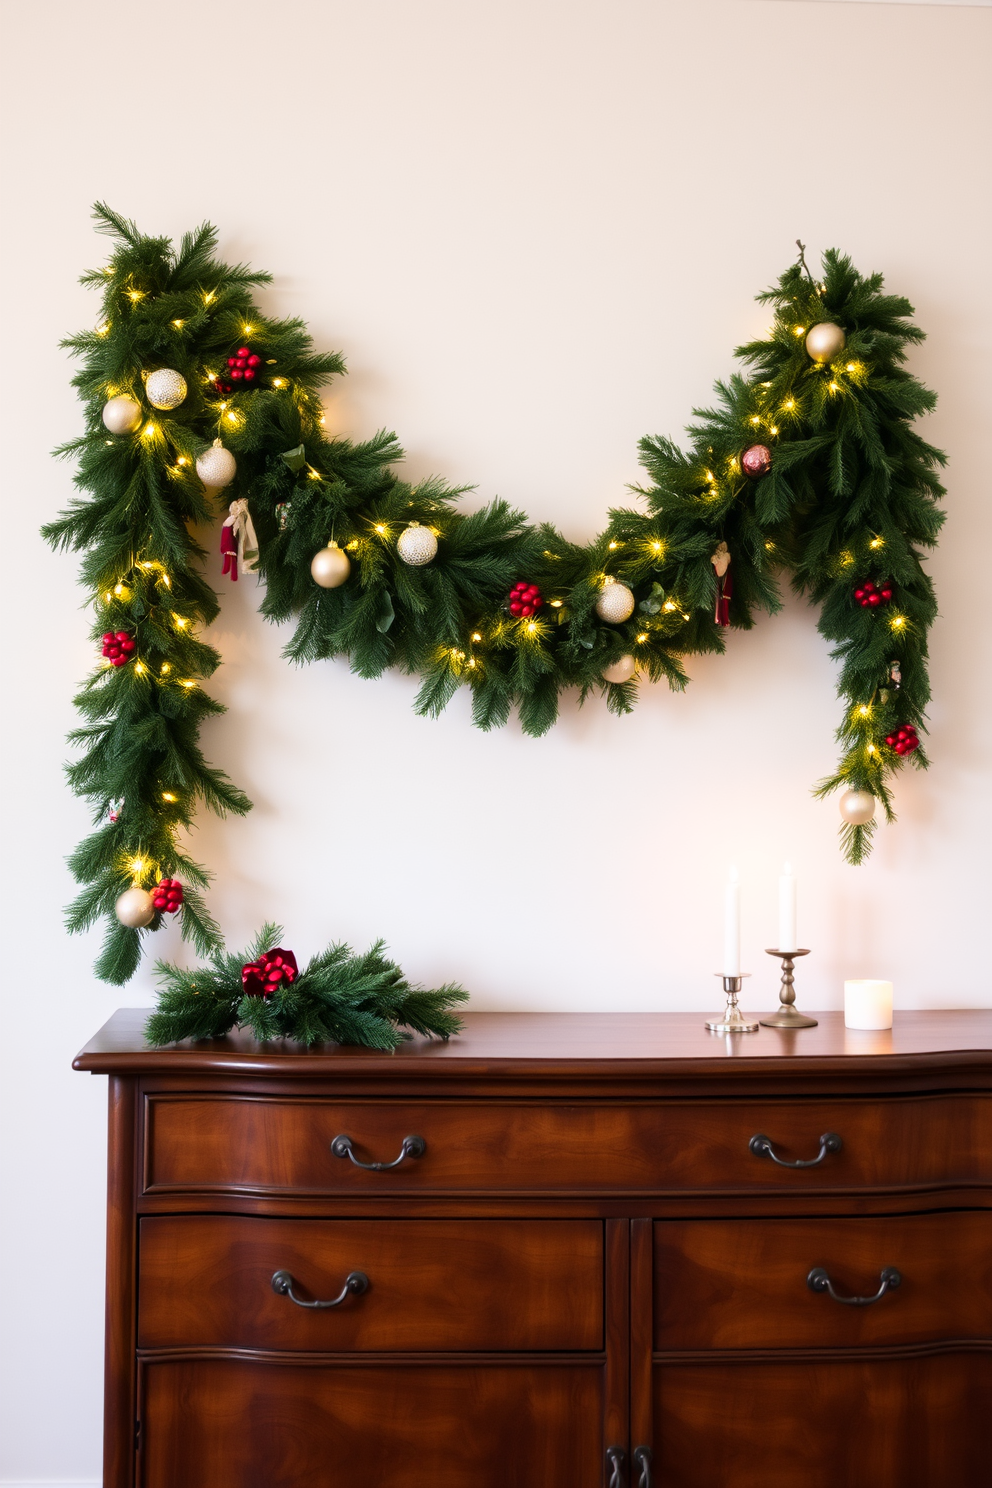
[854,579,893,609]
[102,630,136,667]
[152,877,184,914]
[885,725,920,757]
[741,444,772,479]
[508,580,544,618]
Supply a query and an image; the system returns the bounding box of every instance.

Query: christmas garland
[145,925,467,1049]
[44,206,946,992]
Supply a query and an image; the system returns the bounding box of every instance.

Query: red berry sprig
[102,630,136,667]
[152,878,184,914]
[508,581,544,617]
[853,579,893,609]
[212,345,264,396]
[885,725,920,757]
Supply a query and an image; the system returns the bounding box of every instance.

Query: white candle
[778,862,797,952]
[844,979,893,1030]
[723,867,741,976]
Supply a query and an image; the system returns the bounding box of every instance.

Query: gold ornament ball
[396,522,438,566]
[102,394,142,434]
[602,654,636,684]
[145,368,188,410]
[196,441,237,489]
[115,887,155,929]
[838,788,876,826]
[310,541,351,588]
[805,323,846,363]
[595,578,636,624]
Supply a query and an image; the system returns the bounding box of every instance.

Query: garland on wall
[44,206,946,1000]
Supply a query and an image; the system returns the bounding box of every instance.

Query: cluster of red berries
[102,630,135,666]
[854,579,893,609]
[212,346,263,396]
[152,878,184,914]
[885,725,920,756]
[508,581,544,617]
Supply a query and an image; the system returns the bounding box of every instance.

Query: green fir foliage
[47,213,947,987]
[145,924,468,1049]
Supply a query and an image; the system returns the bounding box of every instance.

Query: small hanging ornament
[102,394,142,434]
[508,581,544,617]
[741,444,772,479]
[106,798,124,824]
[602,654,636,685]
[853,579,893,609]
[396,522,438,566]
[805,323,846,363]
[889,660,902,689]
[595,577,635,624]
[242,947,299,998]
[275,502,291,532]
[885,725,920,757]
[145,368,188,410]
[710,542,733,627]
[102,630,136,667]
[311,540,351,588]
[152,877,184,914]
[838,789,876,826]
[115,886,155,929]
[220,499,259,582]
[196,439,237,490]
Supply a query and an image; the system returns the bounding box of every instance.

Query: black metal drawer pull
[749,1131,842,1168]
[271,1269,369,1309]
[807,1266,901,1306]
[633,1446,652,1488]
[606,1446,626,1488]
[331,1133,425,1170]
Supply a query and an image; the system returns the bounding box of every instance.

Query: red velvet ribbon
[242,948,299,998]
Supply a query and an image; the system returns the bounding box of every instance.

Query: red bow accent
[242,947,299,998]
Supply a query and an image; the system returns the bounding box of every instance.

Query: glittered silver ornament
[396,522,438,566]
[115,886,155,928]
[838,789,876,826]
[145,368,188,410]
[805,323,846,363]
[196,439,237,489]
[601,654,636,684]
[595,578,635,624]
[310,541,351,588]
[102,394,142,434]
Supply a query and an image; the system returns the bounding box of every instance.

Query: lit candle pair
[722,863,799,976]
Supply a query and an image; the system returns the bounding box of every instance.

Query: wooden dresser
[74,1009,992,1488]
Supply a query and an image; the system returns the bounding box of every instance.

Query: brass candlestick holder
[706,975,758,1033]
[760,949,817,1028]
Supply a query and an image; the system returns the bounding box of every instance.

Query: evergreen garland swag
[145,925,468,1049]
[44,207,946,990]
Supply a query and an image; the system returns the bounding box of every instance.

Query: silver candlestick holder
[706,975,758,1033]
[760,949,818,1028]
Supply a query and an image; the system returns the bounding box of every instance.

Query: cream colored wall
[2,0,991,1478]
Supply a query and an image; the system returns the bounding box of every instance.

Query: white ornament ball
[838,789,876,826]
[396,522,438,567]
[805,322,846,363]
[102,395,142,434]
[196,441,237,489]
[595,578,636,624]
[602,654,636,685]
[145,368,188,410]
[311,541,351,588]
[115,887,155,929]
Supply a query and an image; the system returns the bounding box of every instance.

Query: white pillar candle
[723,867,741,976]
[778,862,797,952]
[844,979,893,1030]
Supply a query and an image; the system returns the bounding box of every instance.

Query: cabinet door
[631,1218,992,1488]
[138,1358,607,1488]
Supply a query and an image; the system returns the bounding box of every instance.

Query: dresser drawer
[137,1216,603,1352]
[142,1093,992,1195]
[654,1211,992,1351]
